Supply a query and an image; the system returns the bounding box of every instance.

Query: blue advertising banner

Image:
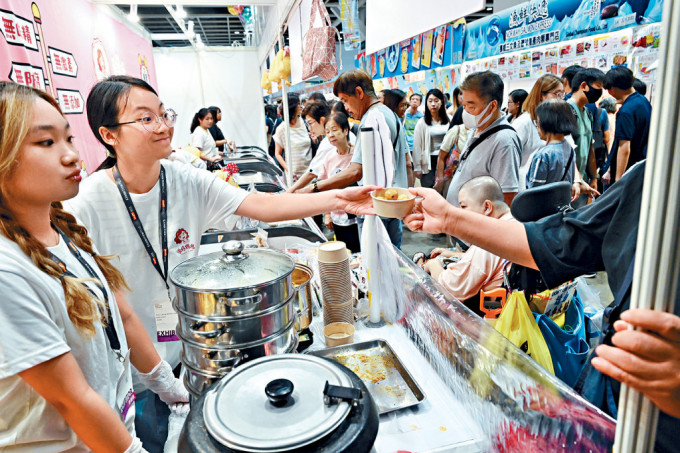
[465,0,664,60]
[356,22,466,79]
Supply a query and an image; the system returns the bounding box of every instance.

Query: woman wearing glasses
[65,76,376,452]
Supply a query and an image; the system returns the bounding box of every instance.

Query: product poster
[0,0,156,172]
[377,50,386,78]
[399,39,410,73]
[432,25,446,65]
[411,34,421,69]
[464,0,664,60]
[421,30,433,68]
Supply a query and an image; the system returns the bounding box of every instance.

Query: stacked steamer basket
[170,241,299,399]
[317,241,354,325]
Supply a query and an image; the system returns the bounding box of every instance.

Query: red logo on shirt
[175,228,189,244]
[174,228,195,255]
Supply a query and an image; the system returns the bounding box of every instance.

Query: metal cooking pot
[292,264,314,331]
[170,241,295,317]
[179,321,298,373]
[178,354,379,453]
[174,295,296,346]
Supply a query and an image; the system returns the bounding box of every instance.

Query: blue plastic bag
[534,293,590,388]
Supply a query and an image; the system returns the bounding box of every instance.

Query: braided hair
[0,82,129,335]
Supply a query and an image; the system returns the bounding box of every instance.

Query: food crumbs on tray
[333,351,396,384]
[439,426,447,431]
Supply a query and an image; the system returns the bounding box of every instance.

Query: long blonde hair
[0,82,129,336]
[523,74,563,122]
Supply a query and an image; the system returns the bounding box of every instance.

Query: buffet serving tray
[309,339,425,415]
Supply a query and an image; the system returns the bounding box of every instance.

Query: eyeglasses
[543,90,565,99]
[105,109,177,132]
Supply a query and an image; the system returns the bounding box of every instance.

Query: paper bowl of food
[371,188,416,219]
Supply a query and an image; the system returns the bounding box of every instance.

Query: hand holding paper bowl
[370,188,417,219]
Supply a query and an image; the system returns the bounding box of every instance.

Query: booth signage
[56,88,84,114]
[48,46,78,77]
[8,62,46,90]
[465,0,664,60]
[357,22,466,79]
[0,8,38,51]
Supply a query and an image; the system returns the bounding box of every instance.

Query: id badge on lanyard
[113,165,179,343]
[115,349,136,422]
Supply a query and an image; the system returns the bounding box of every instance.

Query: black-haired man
[603,66,652,183]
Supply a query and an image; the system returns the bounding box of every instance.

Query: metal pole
[277,31,294,188]
[614,0,680,451]
[360,126,381,324]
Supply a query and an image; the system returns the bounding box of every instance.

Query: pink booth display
[0,0,157,172]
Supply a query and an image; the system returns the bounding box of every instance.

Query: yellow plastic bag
[269,50,283,83]
[260,69,271,92]
[495,291,555,374]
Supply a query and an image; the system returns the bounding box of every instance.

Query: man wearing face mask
[445,71,522,208]
[567,68,605,208]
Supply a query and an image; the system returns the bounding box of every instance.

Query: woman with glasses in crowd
[506,89,528,124]
[513,75,565,190]
[0,82,191,452]
[65,76,377,452]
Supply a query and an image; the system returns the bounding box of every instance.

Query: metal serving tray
[309,339,425,415]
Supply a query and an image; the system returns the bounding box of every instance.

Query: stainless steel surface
[309,339,426,415]
[179,322,299,373]
[171,243,296,317]
[174,295,297,345]
[292,264,313,331]
[203,354,353,452]
[171,242,295,292]
[182,357,227,396]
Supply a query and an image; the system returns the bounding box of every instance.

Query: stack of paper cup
[318,241,353,325]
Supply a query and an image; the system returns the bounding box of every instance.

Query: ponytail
[190,108,210,133]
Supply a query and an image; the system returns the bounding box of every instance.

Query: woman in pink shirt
[317,113,360,252]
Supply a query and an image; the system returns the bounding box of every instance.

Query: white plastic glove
[137,360,189,406]
[124,437,148,453]
[164,403,191,453]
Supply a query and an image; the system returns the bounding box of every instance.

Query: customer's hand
[335,185,381,216]
[591,308,680,418]
[414,171,422,179]
[324,214,333,230]
[430,247,455,258]
[588,179,600,198]
[571,182,581,202]
[403,187,451,235]
[602,169,611,185]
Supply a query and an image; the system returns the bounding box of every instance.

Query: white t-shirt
[191,127,218,158]
[64,160,249,390]
[272,119,312,179]
[513,112,545,191]
[0,234,134,451]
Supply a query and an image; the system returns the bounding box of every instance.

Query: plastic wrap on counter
[377,246,616,452]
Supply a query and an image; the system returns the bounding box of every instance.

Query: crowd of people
[0,52,676,452]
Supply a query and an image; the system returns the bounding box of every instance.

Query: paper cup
[318,241,349,263]
[323,322,355,347]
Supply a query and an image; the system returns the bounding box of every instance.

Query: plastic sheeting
[359,245,616,452]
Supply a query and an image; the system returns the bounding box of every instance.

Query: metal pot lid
[203,354,354,452]
[170,241,294,291]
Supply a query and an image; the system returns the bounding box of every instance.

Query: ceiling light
[176,4,187,19]
[486,6,492,11]
[129,4,139,22]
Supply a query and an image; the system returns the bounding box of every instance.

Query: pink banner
[0,0,157,171]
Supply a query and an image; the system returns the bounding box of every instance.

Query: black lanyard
[49,227,123,360]
[112,164,170,291]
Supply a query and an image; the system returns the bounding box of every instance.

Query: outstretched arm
[403,187,537,269]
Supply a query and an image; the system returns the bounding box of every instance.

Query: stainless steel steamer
[170,241,299,396]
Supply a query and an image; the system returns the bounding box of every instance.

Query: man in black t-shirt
[603,66,652,183]
[404,163,680,452]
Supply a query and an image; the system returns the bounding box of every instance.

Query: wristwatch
[312,180,320,192]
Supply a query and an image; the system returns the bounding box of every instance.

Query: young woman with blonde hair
[0,82,186,452]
